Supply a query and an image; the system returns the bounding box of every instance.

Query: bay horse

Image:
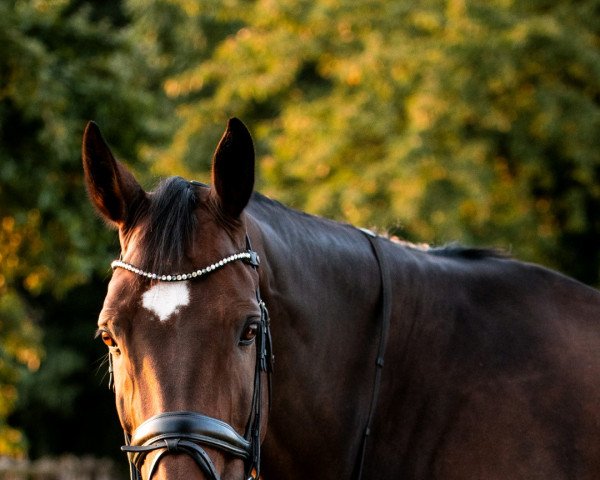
[83,118,600,480]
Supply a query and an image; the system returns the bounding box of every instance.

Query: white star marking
[141,281,190,322]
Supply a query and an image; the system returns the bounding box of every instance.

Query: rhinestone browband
[111,250,260,282]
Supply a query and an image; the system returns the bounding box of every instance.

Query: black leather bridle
[108,236,273,480]
[106,229,392,480]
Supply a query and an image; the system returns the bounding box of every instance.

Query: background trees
[1,0,598,464]
[1,0,170,458]
[148,0,600,283]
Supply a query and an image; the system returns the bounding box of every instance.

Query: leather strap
[121,412,252,480]
[145,439,220,479]
[125,411,251,460]
[242,233,273,480]
[354,232,392,479]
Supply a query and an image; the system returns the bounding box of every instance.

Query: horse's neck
[247,197,382,317]
[246,197,393,477]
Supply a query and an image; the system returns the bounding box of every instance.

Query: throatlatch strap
[354,232,392,480]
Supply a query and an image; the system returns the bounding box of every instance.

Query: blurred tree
[1,0,170,457]
[145,0,600,285]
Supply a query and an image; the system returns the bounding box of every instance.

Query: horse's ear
[211,118,255,219]
[82,121,145,228]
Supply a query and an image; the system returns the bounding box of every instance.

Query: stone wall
[0,455,123,480]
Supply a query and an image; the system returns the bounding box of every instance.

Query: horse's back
[374,246,600,479]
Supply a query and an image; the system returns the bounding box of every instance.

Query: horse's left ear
[211,118,255,219]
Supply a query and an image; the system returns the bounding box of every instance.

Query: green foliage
[0,0,170,456]
[146,0,600,285]
[0,289,41,456]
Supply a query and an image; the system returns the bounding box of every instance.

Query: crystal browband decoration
[111,250,259,282]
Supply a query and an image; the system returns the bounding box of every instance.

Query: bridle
[106,229,392,480]
[108,235,274,480]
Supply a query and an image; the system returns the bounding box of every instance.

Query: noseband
[109,236,273,480]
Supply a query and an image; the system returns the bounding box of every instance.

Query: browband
[111,250,260,282]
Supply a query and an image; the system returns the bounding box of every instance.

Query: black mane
[134,182,506,275]
[428,243,509,260]
[137,177,198,274]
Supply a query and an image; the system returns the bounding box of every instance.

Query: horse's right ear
[82,121,145,228]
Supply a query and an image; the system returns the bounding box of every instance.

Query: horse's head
[83,119,272,480]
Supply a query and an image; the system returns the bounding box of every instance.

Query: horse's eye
[240,323,259,345]
[100,331,117,348]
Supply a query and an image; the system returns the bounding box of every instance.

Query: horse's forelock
[136,176,198,274]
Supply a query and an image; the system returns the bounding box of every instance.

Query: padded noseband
[122,412,252,480]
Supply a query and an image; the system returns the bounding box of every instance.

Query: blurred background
[1,0,598,477]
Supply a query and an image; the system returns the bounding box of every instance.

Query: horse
[83,118,600,480]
